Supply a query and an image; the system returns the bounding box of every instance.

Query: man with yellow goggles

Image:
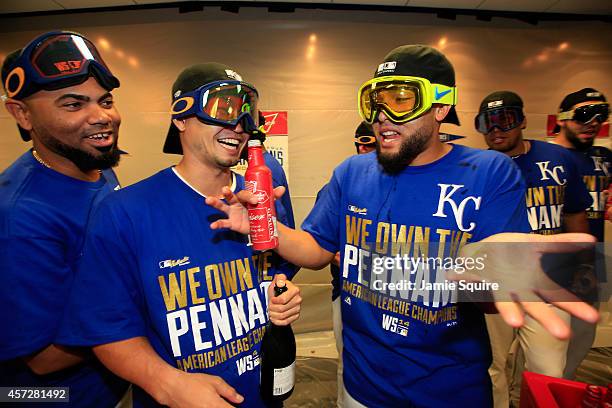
[358,75,457,124]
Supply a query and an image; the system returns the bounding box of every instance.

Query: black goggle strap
[240,114,266,142]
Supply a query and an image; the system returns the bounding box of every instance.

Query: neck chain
[511,140,530,159]
[32,149,102,175]
[32,150,51,168]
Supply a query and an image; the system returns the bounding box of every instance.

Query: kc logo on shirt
[535,161,567,185]
[432,184,482,232]
[591,156,610,176]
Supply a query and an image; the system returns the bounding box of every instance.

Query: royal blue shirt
[0,151,128,407]
[566,145,611,242]
[513,140,592,234]
[302,145,529,407]
[58,168,280,408]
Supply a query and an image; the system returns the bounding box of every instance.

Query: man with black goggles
[552,87,611,382]
[476,91,592,408]
[0,31,128,407]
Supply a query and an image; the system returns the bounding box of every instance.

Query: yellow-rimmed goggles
[358,76,457,124]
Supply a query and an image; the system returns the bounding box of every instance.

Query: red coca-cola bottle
[245,139,278,250]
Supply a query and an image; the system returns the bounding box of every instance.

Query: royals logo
[591,156,610,176]
[535,161,567,185]
[432,184,482,232]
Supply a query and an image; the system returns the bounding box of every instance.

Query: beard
[42,133,121,172]
[376,126,430,174]
[564,126,594,151]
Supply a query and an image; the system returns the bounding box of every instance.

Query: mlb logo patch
[225,69,243,81]
[377,61,397,73]
[487,100,503,108]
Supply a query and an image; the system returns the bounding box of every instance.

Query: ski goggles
[557,102,609,124]
[171,80,260,132]
[475,106,525,134]
[3,31,119,100]
[358,75,457,124]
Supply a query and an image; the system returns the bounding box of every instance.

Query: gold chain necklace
[32,150,51,168]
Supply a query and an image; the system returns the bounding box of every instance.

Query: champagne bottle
[260,282,296,402]
[244,139,278,251]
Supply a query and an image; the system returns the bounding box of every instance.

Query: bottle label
[272,361,295,396]
[244,179,278,250]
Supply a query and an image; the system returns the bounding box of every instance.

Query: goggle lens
[30,34,109,79]
[476,107,524,134]
[572,103,609,124]
[360,82,422,123]
[202,85,256,122]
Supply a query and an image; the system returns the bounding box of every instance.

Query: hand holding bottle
[206,186,286,235]
[268,274,302,326]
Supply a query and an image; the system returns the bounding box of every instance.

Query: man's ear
[172,118,186,132]
[4,99,33,131]
[434,104,452,122]
[556,118,565,129]
[521,117,527,130]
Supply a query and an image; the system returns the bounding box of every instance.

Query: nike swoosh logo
[435,87,452,100]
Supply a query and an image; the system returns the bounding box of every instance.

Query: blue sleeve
[56,198,146,346]
[563,152,593,213]
[472,155,531,241]
[302,171,342,254]
[0,233,71,359]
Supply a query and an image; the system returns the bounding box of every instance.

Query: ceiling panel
[333,0,408,5]
[478,0,558,13]
[547,0,612,14]
[0,0,63,14]
[406,0,483,9]
[133,0,183,3]
[1,0,611,15]
[55,0,136,8]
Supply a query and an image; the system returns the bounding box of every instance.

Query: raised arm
[206,186,335,269]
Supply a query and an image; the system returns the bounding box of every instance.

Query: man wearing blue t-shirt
[552,88,611,380]
[0,31,128,406]
[208,46,599,407]
[476,90,592,408]
[58,63,302,407]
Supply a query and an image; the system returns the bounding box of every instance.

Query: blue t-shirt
[0,151,128,407]
[315,184,341,301]
[58,168,278,408]
[566,145,611,242]
[302,144,529,407]
[264,151,298,279]
[513,140,592,234]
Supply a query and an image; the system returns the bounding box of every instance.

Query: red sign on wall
[546,114,609,137]
[260,111,288,135]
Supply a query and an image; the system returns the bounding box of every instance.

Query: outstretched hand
[454,232,599,340]
[205,186,286,234]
